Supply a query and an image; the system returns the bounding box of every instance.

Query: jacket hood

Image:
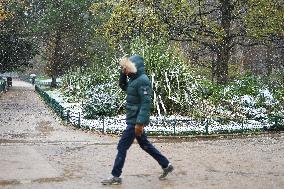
[129,54,145,76]
[119,54,145,77]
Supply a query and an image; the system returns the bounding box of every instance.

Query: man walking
[102,54,173,185]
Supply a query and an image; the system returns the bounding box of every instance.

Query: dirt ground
[0,79,284,189]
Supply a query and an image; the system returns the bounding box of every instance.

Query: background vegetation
[1,0,283,129]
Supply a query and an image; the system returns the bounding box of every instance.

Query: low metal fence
[35,85,86,129]
[35,85,65,119]
[35,85,284,136]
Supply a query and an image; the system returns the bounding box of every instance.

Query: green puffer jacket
[119,55,152,125]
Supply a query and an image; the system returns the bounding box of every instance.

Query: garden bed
[35,85,282,136]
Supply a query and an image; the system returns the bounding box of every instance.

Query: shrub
[206,74,284,125]
[129,37,205,116]
[60,57,125,118]
[82,82,124,119]
[61,57,120,102]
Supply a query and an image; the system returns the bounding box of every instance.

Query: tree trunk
[215,0,232,84]
[50,31,61,88]
[216,45,230,84]
[265,45,273,77]
[211,53,217,83]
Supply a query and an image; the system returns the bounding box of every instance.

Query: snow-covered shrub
[61,57,120,103]
[58,39,283,131]
[61,71,87,102]
[82,82,124,119]
[205,74,284,127]
[255,88,278,111]
[60,57,126,118]
[240,95,256,107]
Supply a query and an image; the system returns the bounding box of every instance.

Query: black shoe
[101,176,122,185]
[159,163,174,180]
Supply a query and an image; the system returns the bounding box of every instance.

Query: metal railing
[35,85,65,118]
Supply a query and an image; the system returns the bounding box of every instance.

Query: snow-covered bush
[206,74,284,127]
[61,70,90,102]
[60,57,125,118]
[82,82,124,119]
[61,57,121,103]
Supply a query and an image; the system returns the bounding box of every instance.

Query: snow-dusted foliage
[130,37,205,116]
[42,71,284,135]
[60,57,125,118]
[61,57,119,100]
[61,71,93,102]
[82,82,123,119]
[206,75,284,129]
[56,39,283,133]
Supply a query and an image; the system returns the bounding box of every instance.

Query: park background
[1,0,283,135]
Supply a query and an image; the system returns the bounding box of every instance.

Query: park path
[0,79,284,189]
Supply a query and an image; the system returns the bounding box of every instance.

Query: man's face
[122,67,130,76]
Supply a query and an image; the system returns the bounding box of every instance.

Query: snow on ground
[45,89,271,135]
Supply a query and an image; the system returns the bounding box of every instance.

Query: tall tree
[245,0,284,40]
[97,0,283,84]
[245,0,284,77]
[31,0,95,87]
[93,0,168,48]
[0,0,35,73]
[89,1,117,70]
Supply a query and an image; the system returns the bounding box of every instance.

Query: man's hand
[135,124,144,137]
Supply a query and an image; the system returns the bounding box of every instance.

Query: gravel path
[0,79,284,189]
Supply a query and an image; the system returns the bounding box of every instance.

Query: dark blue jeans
[111,124,170,177]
